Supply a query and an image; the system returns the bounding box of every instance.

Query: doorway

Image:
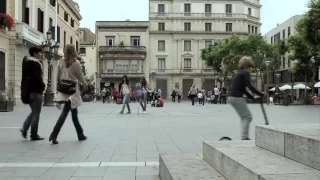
[0,52,5,91]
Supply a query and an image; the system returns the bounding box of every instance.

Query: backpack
[21,57,29,104]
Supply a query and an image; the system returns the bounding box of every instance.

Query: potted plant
[0,90,14,112]
[0,13,14,31]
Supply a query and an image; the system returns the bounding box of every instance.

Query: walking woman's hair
[141,77,147,87]
[64,44,77,67]
[122,75,129,85]
[238,56,254,69]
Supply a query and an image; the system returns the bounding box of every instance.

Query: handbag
[56,60,77,95]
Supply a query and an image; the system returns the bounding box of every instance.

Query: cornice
[149,0,262,8]
[98,28,148,32]
[60,0,82,21]
[150,31,249,35]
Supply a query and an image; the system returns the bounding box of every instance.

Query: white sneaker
[142,111,146,114]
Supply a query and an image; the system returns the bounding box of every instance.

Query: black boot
[20,129,27,139]
[77,133,87,141]
[30,135,44,141]
[49,133,59,144]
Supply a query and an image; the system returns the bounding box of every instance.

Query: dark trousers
[113,96,118,103]
[220,96,227,104]
[178,95,181,102]
[22,93,43,137]
[102,96,106,103]
[51,100,84,137]
[172,96,175,102]
[191,95,195,105]
[214,95,219,104]
[199,98,204,105]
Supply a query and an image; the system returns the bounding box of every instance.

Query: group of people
[187,86,227,105]
[20,45,264,142]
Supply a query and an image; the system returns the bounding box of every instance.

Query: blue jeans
[139,93,147,111]
[22,93,43,137]
[121,94,131,113]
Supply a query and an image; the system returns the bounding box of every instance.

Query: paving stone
[73,167,107,177]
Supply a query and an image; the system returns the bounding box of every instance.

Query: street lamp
[265,60,271,104]
[41,29,60,106]
[275,73,281,104]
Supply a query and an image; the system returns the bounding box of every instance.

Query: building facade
[96,21,149,93]
[78,28,97,89]
[0,0,81,105]
[148,0,262,99]
[264,15,303,87]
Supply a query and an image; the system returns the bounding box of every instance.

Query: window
[116,64,122,70]
[63,31,66,47]
[282,57,285,69]
[158,22,165,31]
[57,26,60,43]
[158,58,166,72]
[205,4,211,13]
[184,22,191,31]
[57,5,59,14]
[282,29,285,39]
[205,40,212,49]
[248,25,251,34]
[226,23,232,32]
[37,8,44,33]
[70,36,73,44]
[130,36,140,46]
[71,18,74,28]
[184,58,191,69]
[184,40,191,51]
[271,37,273,44]
[288,26,291,37]
[80,48,86,55]
[288,59,291,68]
[131,64,138,71]
[252,26,254,34]
[226,4,232,16]
[64,11,68,22]
[76,41,78,52]
[0,0,7,13]
[255,27,257,34]
[184,4,191,16]
[50,0,56,6]
[158,40,165,51]
[205,23,212,32]
[248,8,252,16]
[22,0,29,24]
[105,36,115,46]
[49,18,55,40]
[158,4,165,13]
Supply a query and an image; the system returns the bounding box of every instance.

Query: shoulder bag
[57,60,77,95]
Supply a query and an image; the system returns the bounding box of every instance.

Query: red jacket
[112,90,118,97]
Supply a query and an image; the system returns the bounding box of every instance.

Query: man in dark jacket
[20,46,46,141]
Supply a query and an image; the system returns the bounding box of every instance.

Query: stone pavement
[0,101,319,180]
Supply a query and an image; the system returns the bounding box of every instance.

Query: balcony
[100,69,144,78]
[99,46,147,54]
[150,68,214,75]
[15,22,46,46]
[149,13,260,22]
[14,22,64,56]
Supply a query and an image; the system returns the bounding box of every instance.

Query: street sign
[104,83,110,87]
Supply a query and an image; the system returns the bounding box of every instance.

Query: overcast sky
[74,0,309,34]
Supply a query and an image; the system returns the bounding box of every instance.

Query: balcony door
[0,0,6,13]
[0,52,5,91]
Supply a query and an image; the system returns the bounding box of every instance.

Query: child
[227,56,264,140]
[197,92,203,105]
[269,96,274,105]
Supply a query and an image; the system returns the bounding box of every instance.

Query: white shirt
[197,93,203,98]
[214,88,219,95]
[122,84,130,94]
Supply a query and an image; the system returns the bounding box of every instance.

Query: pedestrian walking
[20,46,46,141]
[112,88,119,103]
[188,84,197,105]
[49,44,88,144]
[139,77,148,114]
[228,56,264,140]
[119,75,131,114]
[101,88,106,103]
[213,86,220,104]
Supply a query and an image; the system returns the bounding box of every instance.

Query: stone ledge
[256,124,320,171]
[203,141,319,180]
[159,154,226,180]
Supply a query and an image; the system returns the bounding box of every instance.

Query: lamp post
[265,60,271,104]
[41,30,59,106]
[275,73,281,104]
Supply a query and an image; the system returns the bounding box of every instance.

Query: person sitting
[151,100,156,107]
[157,96,164,107]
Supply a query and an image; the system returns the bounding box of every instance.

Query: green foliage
[202,34,283,77]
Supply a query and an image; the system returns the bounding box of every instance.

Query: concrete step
[159,154,226,180]
[203,141,320,180]
[256,124,320,171]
